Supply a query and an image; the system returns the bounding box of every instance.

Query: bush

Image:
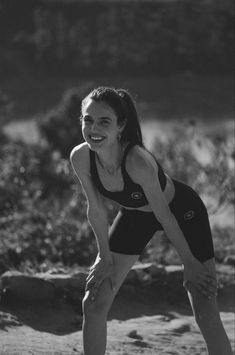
[151,122,234,214]
[0,139,75,216]
[38,84,94,158]
[0,137,97,273]
[0,205,96,274]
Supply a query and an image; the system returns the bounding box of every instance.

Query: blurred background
[0,0,234,274]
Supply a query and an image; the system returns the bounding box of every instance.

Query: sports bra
[89,142,167,208]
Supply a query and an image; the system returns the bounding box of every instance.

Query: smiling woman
[70,86,232,355]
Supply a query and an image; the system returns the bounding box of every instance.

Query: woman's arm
[70,144,116,297]
[128,146,216,297]
[128,146,195,263]
[70,144,111,260]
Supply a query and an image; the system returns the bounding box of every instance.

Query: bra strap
[121,142,136,179]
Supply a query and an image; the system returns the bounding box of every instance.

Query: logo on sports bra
[131,192,143,200]
[184,210,195,220]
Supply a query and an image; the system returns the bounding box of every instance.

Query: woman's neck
[96,142,128,175]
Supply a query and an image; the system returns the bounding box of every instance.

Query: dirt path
[0,304,234,355]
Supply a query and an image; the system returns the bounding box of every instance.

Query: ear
[118,119,127,133]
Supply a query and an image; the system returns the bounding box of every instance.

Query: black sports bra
[89,142,167,208]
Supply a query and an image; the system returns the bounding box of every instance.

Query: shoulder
[70,142,90,176]
[126,144,159,182]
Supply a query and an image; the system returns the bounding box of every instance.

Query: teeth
[90,136,104,141]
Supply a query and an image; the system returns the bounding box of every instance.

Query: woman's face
[81,98,125,150]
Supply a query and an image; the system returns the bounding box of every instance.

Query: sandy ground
[0,301,234,355]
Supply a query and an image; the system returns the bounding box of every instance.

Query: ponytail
[116,89,144,147]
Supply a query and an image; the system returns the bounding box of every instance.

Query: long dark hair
[81,86,144,147]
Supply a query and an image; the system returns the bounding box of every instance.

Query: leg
[184,258,233,355]
[82,252,139,355]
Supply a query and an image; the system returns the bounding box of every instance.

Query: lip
[89,135,106,143]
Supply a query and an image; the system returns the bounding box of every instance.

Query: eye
[100,120,110,127]
[83,116,92,124]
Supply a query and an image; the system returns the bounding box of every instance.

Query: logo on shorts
[184,210,195,220]
[131,192,143,200]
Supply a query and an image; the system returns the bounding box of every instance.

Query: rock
[0,271,55,305]
[127,330,143,340]
[132,340,151,348]
[0,270,87,306]
[167,319,191,334]
[35,272,87,292]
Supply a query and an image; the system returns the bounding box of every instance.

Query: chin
[87,140,106,151]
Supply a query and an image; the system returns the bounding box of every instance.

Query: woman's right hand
[85,254,116,301]
[183,257,218,299]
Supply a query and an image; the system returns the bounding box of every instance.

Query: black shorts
[109,179,214,262]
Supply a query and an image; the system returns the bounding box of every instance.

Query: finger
[190,280,210,298]
[202,272,217,281]
[199,287,211,299]
[86,268,103,283]
[90,277,105,301]
[90,263,98,272]
[197,281,216,299]
[86,275,97,291]
[200,277,218,292]
[86,267,99,280]
[198,276,217,292]
[86,272,95,282]
[183,280,190,289]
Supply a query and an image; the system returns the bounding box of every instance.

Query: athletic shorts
[109,179,214,262]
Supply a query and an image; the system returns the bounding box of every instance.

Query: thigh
[112,251,140,291]
[109,208,162,255]
[170,179,215,263]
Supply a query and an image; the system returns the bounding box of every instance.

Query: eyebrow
[83,115,112,121]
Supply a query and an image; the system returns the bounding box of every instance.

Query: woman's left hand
[85,255,116,301]
[183,257,218,299]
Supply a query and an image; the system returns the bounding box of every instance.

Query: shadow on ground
[0,302,82,335]
[1,287,233,337]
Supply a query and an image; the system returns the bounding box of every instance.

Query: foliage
[151,122,235,213]
[0,140,73,216]
[0,137,97,274]
[38,85,93,158]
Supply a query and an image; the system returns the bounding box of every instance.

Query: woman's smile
[89,134,106,143]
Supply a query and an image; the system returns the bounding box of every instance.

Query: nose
[90,121,100,132]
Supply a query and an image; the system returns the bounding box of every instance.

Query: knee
[82,292,110,319]
[82,282,114,319]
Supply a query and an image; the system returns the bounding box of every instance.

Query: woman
[70,86,232,355]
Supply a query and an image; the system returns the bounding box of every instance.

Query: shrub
[151,122,234,214]
[38,84,94,158]
[0,137,97,273]
[0,139,75,216]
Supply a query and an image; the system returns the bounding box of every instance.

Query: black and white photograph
[0,0,234,354]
